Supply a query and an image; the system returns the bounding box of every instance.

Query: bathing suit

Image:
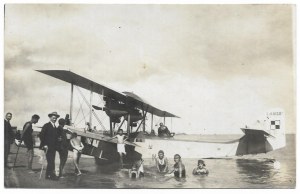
[157,157,168,172]
[174,162,186,178]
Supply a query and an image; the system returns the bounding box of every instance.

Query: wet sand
[4,144,77,188]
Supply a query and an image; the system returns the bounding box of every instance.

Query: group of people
[5,111,208,182]
[128,149,208,179]
[155,150,209,178]
[4,111,85,180]
[38,111,85,180]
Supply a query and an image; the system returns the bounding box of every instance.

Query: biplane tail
[236,108,286,155]
[264,108,286,151]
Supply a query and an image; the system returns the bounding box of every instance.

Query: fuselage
[134,137,240,159]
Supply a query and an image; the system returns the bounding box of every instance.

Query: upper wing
[37,70,179,118]
[37,70,126,101]
[123,92,179,118]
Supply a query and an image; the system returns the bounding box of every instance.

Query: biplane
[16,70,286,165]
[35,70,179,165]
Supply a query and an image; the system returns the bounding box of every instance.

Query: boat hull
[135,138,240,159]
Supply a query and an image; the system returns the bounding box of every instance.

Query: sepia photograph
[3,3,296,189]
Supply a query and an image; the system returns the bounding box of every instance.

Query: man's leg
[59,149,68,177]
[45,150,51,178]
[46,149,56,178]
[4,141,10,167]
[73,150,81,175]
[119,152,123,167]
[28,148,34,170]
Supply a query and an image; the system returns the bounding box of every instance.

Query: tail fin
[236,108,286,156]
[265,109,286,150]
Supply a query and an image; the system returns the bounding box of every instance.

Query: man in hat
[4,112,14,168]
[39,111,60,180]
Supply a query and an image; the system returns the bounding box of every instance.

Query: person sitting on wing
[192,159,209,175]
[155,150,168,173]
[157,123,171,137]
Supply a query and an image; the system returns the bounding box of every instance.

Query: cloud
[4,4,296,133]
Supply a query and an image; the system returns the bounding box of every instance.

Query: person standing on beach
[70,132,84,176]
[111,129,128,167]
[4,112,14,168]
[21,114,40,172]
[39,111,60,180]
[56,118,69,178]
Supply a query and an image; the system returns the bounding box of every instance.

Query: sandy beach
[5,144,66,188]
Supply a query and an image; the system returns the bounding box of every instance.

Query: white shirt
[50,122,56,128]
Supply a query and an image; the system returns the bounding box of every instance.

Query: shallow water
[53,134,295,188]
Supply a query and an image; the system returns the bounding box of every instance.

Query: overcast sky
[4,4,296,134]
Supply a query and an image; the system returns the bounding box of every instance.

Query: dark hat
[198,159,206,166]
[48,111,60,118]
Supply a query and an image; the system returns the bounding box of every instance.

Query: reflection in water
[59,157,294,188]
[235,159,279,185]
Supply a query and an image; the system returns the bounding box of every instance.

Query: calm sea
[57,134,296,189]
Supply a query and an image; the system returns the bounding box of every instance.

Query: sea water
[55,134,295,189]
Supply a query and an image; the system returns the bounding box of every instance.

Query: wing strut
[70,83,74,124]
[109,117,113,137]
[151,113,154,131]
[76,86,106,131]
[118,118,125,131]
[127,114,131,137]
[89,85,93,129]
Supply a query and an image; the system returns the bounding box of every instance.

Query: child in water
[70,133,84,176]
[129,158,144,179]
[156,150,168,173]
[111,129,128,167]
[193,159,209,175]
[165,154,186,178]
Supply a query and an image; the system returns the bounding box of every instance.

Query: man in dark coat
[39,111,60,180]
[4,112,14,168]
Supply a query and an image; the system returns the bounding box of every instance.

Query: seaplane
[15,70,286,165]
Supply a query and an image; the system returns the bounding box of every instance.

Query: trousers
[45,148,56,177]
